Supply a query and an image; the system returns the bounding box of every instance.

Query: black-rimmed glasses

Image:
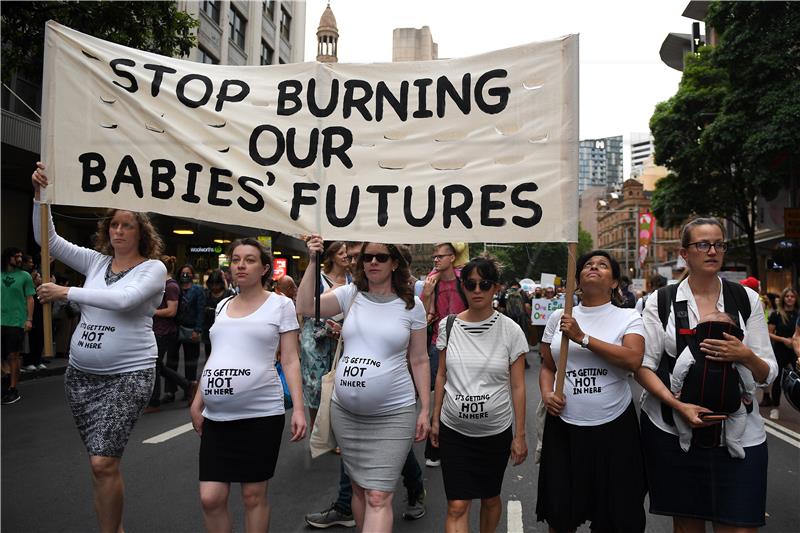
[688,241,728,253]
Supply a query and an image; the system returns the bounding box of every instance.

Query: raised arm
[296,234,343,318]
[67,261,166,311]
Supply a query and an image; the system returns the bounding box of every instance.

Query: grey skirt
[331,401,416,492]
[65,365,155,457]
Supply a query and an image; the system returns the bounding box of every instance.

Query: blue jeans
[333,448,424,514]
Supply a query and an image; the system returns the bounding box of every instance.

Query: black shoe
[161,392,175,404]
[2,388,21,405]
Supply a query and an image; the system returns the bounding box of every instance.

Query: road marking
[143,423,194,444]
[763,420,800,449]
[507,500,523,533]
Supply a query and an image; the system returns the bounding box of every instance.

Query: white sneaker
[36,363,48,370]
[23,364,37,372]
[769,408,779,420]
[425,459,440,467]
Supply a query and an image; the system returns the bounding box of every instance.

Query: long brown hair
[352,243,415,310]
[322,241,346,274]
[94,209,164,259]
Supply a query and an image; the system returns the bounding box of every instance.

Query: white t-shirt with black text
[436,312,529,437]
[201,293,299,421]
[332,284,427,416]
[543,302,644,426]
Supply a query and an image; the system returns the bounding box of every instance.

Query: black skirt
[640,411,767,527]
[199,415,285,483]
[536,402,646,533]
[439,423,512,500]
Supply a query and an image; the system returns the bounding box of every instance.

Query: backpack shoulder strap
[657,283,679,330]
[721,279,752,324]
[443,313,457,349]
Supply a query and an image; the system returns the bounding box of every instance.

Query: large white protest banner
[41,22,578,243]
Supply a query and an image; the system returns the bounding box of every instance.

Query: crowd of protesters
[7,162,796,532]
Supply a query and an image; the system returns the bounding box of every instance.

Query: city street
[3,354,799,532]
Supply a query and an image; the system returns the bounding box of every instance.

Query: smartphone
[699,412,728,421]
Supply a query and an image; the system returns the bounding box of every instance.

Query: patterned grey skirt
[64,365,155,457]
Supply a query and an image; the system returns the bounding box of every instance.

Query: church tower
[316,3,338,63]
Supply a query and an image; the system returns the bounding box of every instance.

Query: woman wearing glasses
[536,250,647,533]
[636,218,777,532]
[297,237,430,533]
[430,255,528,533]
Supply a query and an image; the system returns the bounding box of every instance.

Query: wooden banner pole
[40,204,54,358]
[555,242,577,396]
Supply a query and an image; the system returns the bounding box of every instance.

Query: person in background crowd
[203,270,235,359]
[421,243,468,467]
[166,265,205,403]
[191,238,305,533]
[763,287,798,420]
[1,247,34,404]
[22,268,46,372]
[146,256,196,413]
[274,275,297,302]
[300,241,351,432]
[431,255,528,533]
[537,250,646,532]
[636,273,668,314]
[20,254,35,274]
[636,217,777,532]
[32,162,167,533]
[618,275,637,309]
[297,237,430,533]
[740,276,772,321]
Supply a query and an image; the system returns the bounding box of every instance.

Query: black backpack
[655,280,753,432]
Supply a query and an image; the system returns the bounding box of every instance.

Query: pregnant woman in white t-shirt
[536,250,647,533]
[297,236,430,533]
[190,238,306,533]
[430,255,529,533]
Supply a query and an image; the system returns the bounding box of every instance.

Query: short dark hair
[227,238,274,285]
[206,269,226,287]
[461,255,501,284]
[2,247,23,267]
[575,250,621,282]
[433,242,456,255]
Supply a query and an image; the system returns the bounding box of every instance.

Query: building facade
[630,133,654,177]
[392,26,438,62]
[578,135,623,196]
[596,178,682,282]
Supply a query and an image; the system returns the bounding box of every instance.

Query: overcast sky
[303,0,694,176]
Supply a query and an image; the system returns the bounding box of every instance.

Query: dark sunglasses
[462,279,495,291]
[362,253,391,263]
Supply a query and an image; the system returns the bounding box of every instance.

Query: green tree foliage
[650,1,800,278]
[492,224,593,283]
[1,1,199,84]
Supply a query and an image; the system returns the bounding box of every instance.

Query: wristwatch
[580,335,590,349]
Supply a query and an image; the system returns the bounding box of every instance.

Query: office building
[578,135,623,196]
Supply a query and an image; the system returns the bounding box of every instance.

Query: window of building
[280,7,291,41]
[229,6,246,49]
[260,40,274,65]
[198,46,218,64]
[202,0,220,24]
[263,0,275,18]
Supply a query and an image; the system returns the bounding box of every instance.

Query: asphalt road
[3,354,799,532]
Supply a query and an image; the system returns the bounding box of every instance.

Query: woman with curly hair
[31,162,167,533]
[297,236,430,532]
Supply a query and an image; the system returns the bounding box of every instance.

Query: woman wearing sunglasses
[536,250,647,533]
[430,255,528,533]
[636,218,777,532]
[297,237,430,533]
